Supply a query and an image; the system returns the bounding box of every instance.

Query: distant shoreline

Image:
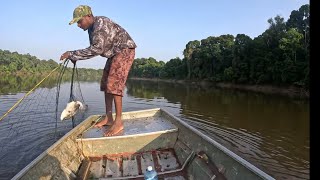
[129,77,309,99]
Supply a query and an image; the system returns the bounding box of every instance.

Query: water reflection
[126,79,309,179]
[0,74,100,95]
[0,77,309,180]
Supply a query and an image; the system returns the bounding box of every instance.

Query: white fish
[60,101,85,121]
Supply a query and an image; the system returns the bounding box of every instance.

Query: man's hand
[60,51,77,64]
[60,51,70,61]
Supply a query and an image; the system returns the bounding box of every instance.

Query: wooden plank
[123,156,139,177]
[76,159,91,180]
[105,158,121,178]
[89,159,104,178]
[140,152,155,174]
[156,150,179,172]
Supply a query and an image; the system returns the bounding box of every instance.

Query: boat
[12,108,275,180]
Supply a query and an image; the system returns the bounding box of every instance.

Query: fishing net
[0,60,88,179]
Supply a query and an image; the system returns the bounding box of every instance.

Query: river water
[0,78,309,179]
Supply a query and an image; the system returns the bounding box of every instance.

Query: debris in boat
[197,151,209,163]
[60,100,86,120]
[197,151,227,180]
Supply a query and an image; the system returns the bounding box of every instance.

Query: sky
[0,0,309,69]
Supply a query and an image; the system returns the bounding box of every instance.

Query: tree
[183,40,200,79]
[286,4,309,49]
[280,28,303,62]
[232,34,252,83]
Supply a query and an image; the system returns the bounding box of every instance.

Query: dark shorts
[100,48,135,96]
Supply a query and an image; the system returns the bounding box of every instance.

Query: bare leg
[105,94,124,136]
[94,91,114,127]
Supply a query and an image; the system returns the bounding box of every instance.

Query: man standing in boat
[60,5,136,136]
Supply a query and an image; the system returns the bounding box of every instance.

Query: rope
[0,64,62,122]
[70,62,76,128]
[54,60,80,137]
[69,62,76,101]
[55,59,69,139]
[79,115,103,158]
[75,66,86,104]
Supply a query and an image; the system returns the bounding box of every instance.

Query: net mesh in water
[0,61,88,179]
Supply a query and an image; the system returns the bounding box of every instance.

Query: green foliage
[129,57,165,78]
[0,49,102,79]
[159,57,186,79]
[128,4,309,90]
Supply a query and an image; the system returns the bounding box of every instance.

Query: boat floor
[78,148,187,180]
[81,115,178,139]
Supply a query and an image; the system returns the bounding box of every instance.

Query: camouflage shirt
[69,16,137,60]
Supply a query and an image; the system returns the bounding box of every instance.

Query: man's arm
[67,31,105,61]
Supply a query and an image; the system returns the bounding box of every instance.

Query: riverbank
[129,77,309,99]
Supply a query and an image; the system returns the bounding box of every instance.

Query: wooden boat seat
[75,113,180,157]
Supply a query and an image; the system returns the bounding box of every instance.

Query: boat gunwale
[11,115,101,179]
[12,108,275,180]
[161,108,275,180]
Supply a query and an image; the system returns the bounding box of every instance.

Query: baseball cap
[69,5,93,25]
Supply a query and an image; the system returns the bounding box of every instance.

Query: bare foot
[94,117,113,128]
[104,120,124,136]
